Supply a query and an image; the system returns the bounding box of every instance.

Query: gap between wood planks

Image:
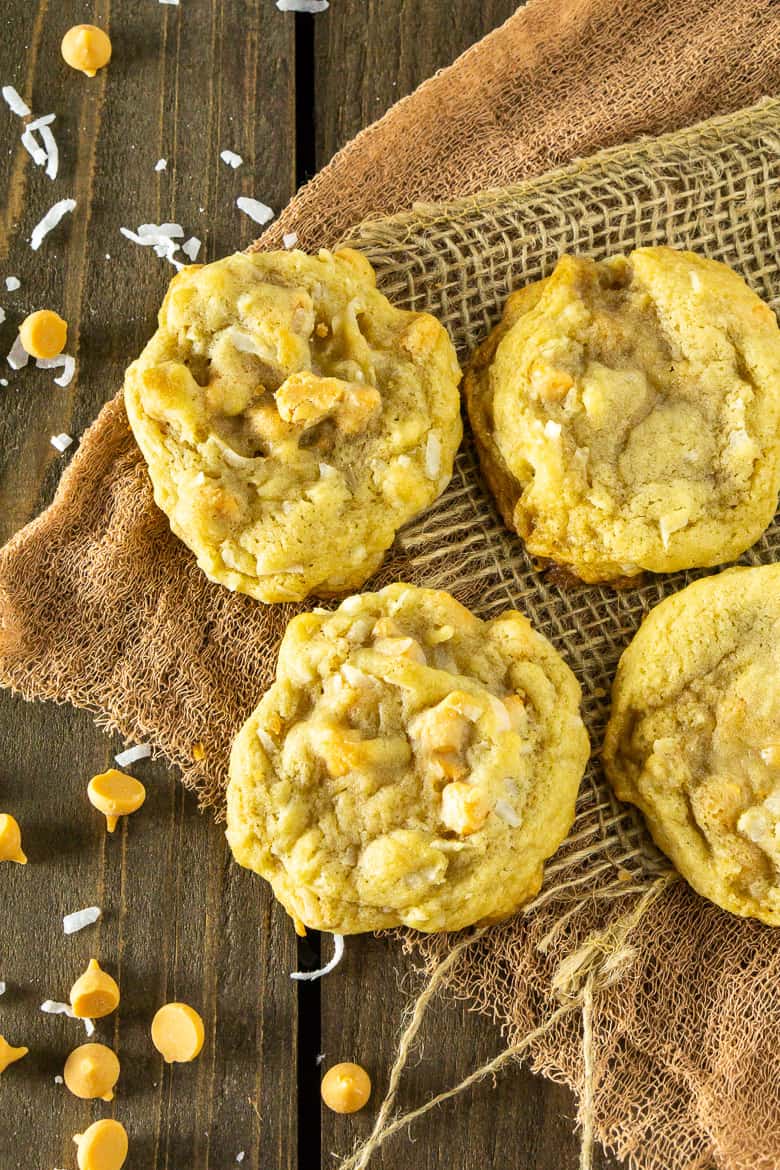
[293,16,323,1170]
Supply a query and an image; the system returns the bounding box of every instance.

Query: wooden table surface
[0,4,624,1168]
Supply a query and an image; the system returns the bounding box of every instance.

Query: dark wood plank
[0,4,297,1169]
[313,5,625,1167]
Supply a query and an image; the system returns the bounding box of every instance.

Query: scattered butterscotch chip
[64,1042,120,1100]
[18,309,67,359]
[73,1119,128,1170]
[87,769,146,832]
[151,1002,205,1063]
[320,1062,371,1114]
[61,25,112,77]
[70,959,120,1019]
[0,813,27,864]
[0,1035,28,1073]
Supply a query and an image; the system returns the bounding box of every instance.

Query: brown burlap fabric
[0,2,779,1167]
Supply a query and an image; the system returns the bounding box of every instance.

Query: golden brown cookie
[465,248,780,583]
[226,583,590,933]
[604,564,780,923]
[125,249,462,602]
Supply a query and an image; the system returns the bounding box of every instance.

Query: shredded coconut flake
[37,354,75,387]
[283,232,298,249]
[21,114,59,180]
[425,432,441,478]
[120,224,185,270]
[220,150,243,168]
[5,277,20,291]
[115,743,152,766]
[154,157,168,171]
[2,85,30,117]
[276,0,329,10]
[316,1052,326,1065]
[50,433,73,453]
[257,728,276,756]
[41,1000,76,1017]
[7,334,28,370]
[30,198,76,251]
[236,196,274,226]
[182,236,201,262]
[84,1018,96,1037]
[138,222,183,239]
[159,0,180,5]
[0,379,7,387]
[54,1074,64,1084]
[21,126,47,166]
[236,1155,245,1165]
[63,905,101,935]
[0,308,4,325]
[290,933,344,981]
[0,982,5,996]
[494,798,521,827]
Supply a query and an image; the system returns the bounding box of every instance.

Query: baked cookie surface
[124,249,462,602]
[226,583,590,934]
[464,247,780,583]
[603,565,780,923]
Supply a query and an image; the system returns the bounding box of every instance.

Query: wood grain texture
[0,4,297,1169]
[0,3,627,1169]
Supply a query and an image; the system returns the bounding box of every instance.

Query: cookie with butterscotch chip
[464,248,780,583]
[124,249,462,602]
[226,583,590,934]
[604,564,780,924]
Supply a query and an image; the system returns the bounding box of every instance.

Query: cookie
[464,248,780,583]
[603,565,780,923]
[226,583,590,934]
[124,248,462,602]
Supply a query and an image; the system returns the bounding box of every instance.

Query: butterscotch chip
[151,1002,205,1063]
[464,247,780,583]
[124,249,462,602]
[603,564,780,923]
[226,583,589,933]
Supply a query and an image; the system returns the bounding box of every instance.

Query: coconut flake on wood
[115,743,152,766]
[154,158,167,171]
[5,277,20,292]
[236,196,274,226]
[63,905,101,935]
[220,150,243,169]
[276,0,329,10]
[290,933,344,981]
[21,113,59,180]
[37,354,76,387]
[282,232,298,249]
[2,85,30,117]
[7,335,29,370]
[40,1000,76,1018]
[30,198,76,251]
[50,433,73,453]
[182,236,201,261]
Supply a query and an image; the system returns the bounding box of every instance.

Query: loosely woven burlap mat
[333,101,780,1170]
[1,1,779,1166]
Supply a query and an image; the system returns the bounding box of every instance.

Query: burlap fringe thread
[328,99,780,1169]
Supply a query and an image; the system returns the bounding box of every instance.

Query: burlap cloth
[1,2,780,1167]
